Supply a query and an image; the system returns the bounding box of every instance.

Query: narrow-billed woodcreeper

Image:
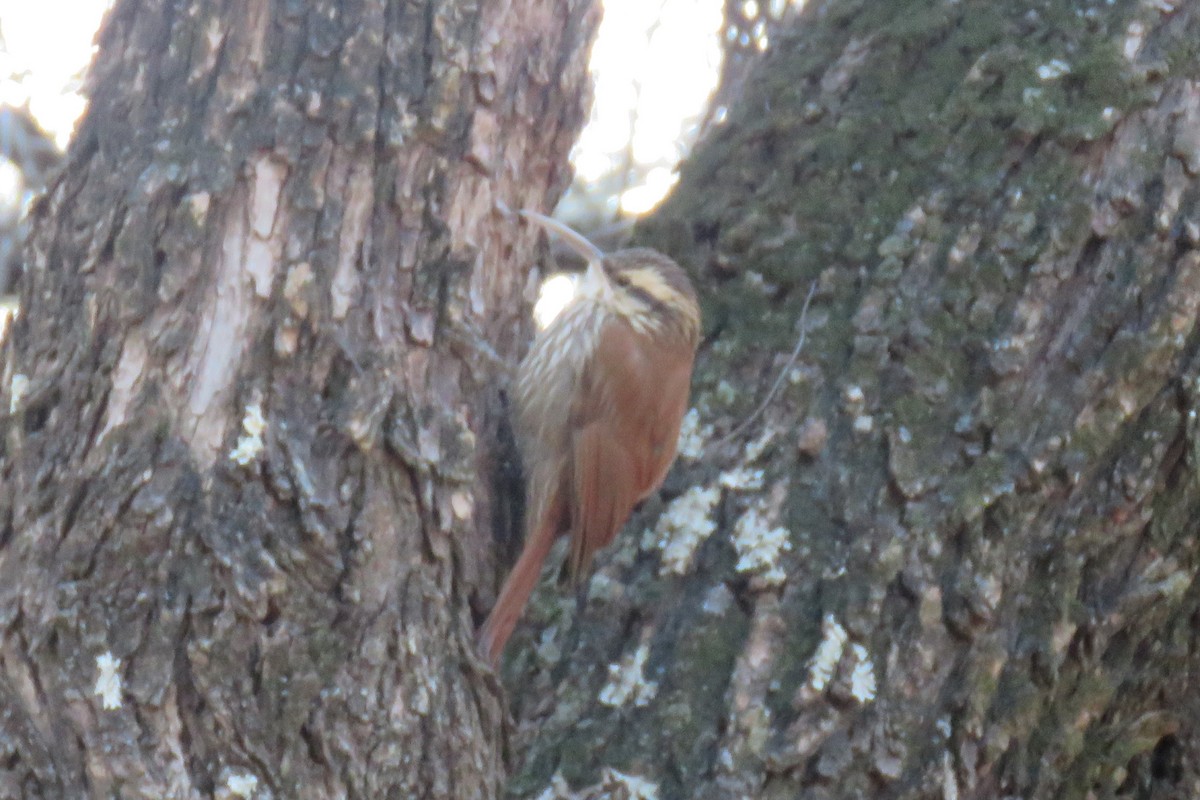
[478,211,701,665]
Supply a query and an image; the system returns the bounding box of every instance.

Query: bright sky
[0,0,111,149]
[576,0,725,215]
[0,0,724,210]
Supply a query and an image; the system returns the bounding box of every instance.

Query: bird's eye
[614,273,631,286]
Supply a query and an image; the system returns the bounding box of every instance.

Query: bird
[478,210,701,665]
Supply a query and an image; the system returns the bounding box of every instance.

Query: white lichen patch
[654,485,720,576]
[598,643,659,708]
[936,716,952,738]
[411,679,432,716]
[187,191,211,223]
[8,373,28,414]
[536,769,660,800]
[853,414,875,433]
[742,425,776,461]
[676,408,710,461]
[744,270,771,292]
[941,750,959,800]
[1124,20,1145,61]
[848,643,877,702]
[449,490,473,521]
[732,506,791,586]
[1036,59,1070,80]
[218,772,259,799]
[229,403,267,465]
[602,768,660,800]
[719,466,765,491]
[701,583,734,615]
[714,380,737,405]
[534,773,572,800]
[533,624,565,664]
[807,615,848,691]
[94,652,122,710]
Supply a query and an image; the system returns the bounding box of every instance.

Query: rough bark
[504,2,1200,799]
[0,0,597,797]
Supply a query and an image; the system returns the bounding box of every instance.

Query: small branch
[709,280,817,450]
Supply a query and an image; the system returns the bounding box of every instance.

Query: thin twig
[709,280,817,450]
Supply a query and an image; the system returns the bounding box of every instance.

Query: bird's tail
[478,498,562,665]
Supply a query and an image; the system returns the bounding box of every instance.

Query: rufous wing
[565,317,695,581]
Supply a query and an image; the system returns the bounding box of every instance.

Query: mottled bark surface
[504,2,1200,799]
[0,0,597,797]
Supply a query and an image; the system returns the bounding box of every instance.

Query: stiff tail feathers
[477,499,562,665]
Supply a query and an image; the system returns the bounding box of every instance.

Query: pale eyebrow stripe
[621,269,678,306]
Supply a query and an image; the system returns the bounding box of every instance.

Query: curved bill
[518,209,606,266]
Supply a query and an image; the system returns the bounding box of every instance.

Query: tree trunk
[503,2,1200,799]
[0,0,597,797]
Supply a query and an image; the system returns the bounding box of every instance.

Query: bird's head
[519,209,699,341]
